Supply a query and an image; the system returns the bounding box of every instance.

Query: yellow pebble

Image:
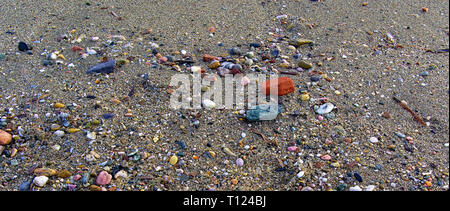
[355,157,360,162]
[335,90,341,96]
[169,155,178,165]
[153,136,159,143]
[55,103,65,108]
[95,79,101,84]
[68,128,80,133]
[300,93,310,101]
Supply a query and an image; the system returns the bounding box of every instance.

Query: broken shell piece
[315,103,335,115]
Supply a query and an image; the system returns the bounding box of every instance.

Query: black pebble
[354,172,363,182]
[18,41,30,51]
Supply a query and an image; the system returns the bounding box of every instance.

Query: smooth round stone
[236,158,244,167]
[18,41,30,51]
[96,171,112,185]
[229,47,242,55]
[315,103,335,114]
[296,171,305,178]
[369,137,379,143]
[169,155,178,165]
[33,176,49,187]
[321,155,332,161]
[202,99,216,109]
[365,185,376,191]
[0,129,12,145]
[53,130,65,137]
[349,186,363,191]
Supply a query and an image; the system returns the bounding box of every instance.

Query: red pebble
[262,77,295,96]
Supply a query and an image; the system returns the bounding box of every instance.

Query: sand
[0,0,448,191]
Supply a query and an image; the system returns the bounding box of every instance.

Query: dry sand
[0,0,448,191]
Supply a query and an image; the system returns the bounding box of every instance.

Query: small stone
[382,112,391,119]
[321,155,332,161]
[262,77,295,96]
[349,186,363,191]
[229,47,242,55]
[246,104,282,121]
[289,39,314,47]
[369,137,379,143]
[114,170,128,179]
[33,176,49,187]
[19,181,31,191]
[54,130,65,138]
[0,129,12,145]
[298,60,313,69]
[96,171,112,185]
[202,99,216,109]
[18,41,30,51]
[354,172,363,182]
[300,93,310,101]
[365,185,376,191]
[33,168,58,177]
[86,60,115,74]
[297,171,305,178]
[58,170,72,178]
[236,158,244,167]
[54,103,65,108]
[169,155,178,165]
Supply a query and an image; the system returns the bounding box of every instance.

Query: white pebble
[33,176,49,187]
[365,185,376,191]
[349,186,363,191]
[53,130,65,137]
[369,137,379,143]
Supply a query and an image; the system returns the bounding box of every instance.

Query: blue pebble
[354,172,363,182]
[19,181,31,191]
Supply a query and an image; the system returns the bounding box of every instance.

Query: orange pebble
[262,77,295,96]
[422,7,428,12]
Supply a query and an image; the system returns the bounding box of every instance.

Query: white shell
[315,103,335,114]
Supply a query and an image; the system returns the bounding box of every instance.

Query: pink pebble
[317,115,324,121]
[287,146,298,152]
[324,139,332,144]
[68,184,76,190]
[321,155,332,161]
[236,158,244,167]
[73,174,82,181]
[96,171,112,186]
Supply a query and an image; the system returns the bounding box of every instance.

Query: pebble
[365,185,376,191]
[321,155,332,161]
[18,41,30,51]
[58,170,72,178]
[349,186,363,191]
[96,171,112,185]
[0,129,12,145]
[262,77,295,96]
[315,103,335,114]
[169,155,178,165]
[114,170,128,179]
[369,137,379,143]
[33,176,49,187]
[236,158,244,167]
[354,172,363,182]
[54,130,65,138]
[19,181,31,191]
[298,60,313,69]
[229,47,242,55]
[86,60,115,74]
[202,99,216,109]
[246,104,282,121]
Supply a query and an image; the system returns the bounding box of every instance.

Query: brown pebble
[58,169,72,178]
[382,112,391,119]
[0,129,12,145]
